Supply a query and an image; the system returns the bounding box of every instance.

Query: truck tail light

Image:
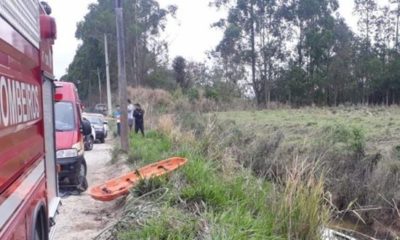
[54,93,63,102]
[40,15,57,40]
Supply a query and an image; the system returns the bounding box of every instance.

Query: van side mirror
[103,121,108,125]
[81,119,92,136]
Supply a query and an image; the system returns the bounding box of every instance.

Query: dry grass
[273,159,330,240]
[127,87,174,110]
[156,114,195,145]
[127,86,254,116]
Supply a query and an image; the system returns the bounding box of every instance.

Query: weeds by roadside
[127,131,171,165]
[110,142,123,164]
[110,113,329,240]
[104,91,400,239]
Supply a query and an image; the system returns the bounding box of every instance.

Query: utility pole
[115,0,129,152]
[104,34,112,116]
[97,67,102,104]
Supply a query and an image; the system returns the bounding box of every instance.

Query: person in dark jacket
[133,103,145,136]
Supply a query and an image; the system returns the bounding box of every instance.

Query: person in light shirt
[127,99,134,131]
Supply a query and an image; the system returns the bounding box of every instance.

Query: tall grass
[273,160,329,240]
[116,115,331,239]
[128,131,171,164]
[118,208,197,240]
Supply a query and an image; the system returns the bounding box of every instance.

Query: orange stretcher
[89,157,187,201]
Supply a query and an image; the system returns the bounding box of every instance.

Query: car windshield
[55,102,75,131]
[86,116,103,125]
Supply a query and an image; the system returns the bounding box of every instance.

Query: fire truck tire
[33,207,48,240]
[76,162,88,193]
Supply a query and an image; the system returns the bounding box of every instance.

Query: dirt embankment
[53,142,129,240]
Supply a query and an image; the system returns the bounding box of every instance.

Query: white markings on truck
[0,75,40,128]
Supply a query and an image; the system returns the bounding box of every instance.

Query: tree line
[211,0,400,106]
[64,0,400,107]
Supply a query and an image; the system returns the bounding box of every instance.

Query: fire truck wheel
[33,209,47,240]
[76,163,88,193]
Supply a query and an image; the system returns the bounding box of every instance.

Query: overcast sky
[47,0,386,79]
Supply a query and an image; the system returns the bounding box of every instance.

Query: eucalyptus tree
[354,0,377,49]
[124,0,177,86]
[390,0,400,50]
[327,18,356,105]
[280,0,339,104]
[213,0,287,106]
[353,0,377,103]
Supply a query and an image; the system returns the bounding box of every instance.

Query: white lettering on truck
[0,75,40,128]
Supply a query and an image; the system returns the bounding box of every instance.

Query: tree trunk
[392,91,396,105]
[133,0,138,86]
[366,11,370,50]
[250,1,258,105]
[386,90,389,106]
[298,21,304,67]
[334,88,338,107]
[396,8,399,50]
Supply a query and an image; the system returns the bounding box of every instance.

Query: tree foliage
[213,0,400,106]
[63,0,176,104]
[172,56,188,89]
[65,0,400,107]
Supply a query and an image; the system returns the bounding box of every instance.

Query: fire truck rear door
[42,74,60,236]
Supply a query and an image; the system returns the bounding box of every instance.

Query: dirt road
[53,141,128,240]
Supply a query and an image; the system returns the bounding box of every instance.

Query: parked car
[83,112,109,136]
[83,118,96,151]
[83,113,107,143]
[94,103,107,115]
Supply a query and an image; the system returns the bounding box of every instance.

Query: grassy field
[217,107,400,147]
[103,107,400,239]
[216,107,400,238]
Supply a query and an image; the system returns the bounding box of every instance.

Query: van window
[55,102,75,131]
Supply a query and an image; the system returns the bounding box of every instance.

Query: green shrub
[322,123,365,154]
[187,88,199,102]
[205,86,219,102]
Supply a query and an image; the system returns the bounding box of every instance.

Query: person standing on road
[133,103,145,136]
[113,105,121,136]
[127,99,134,131]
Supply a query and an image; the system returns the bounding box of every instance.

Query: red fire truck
[0,1,59,239]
